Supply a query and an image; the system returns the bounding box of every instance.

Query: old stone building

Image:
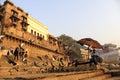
[27,15,49,40]
[0,0,66,59]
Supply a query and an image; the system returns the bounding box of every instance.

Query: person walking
[13,47,19,61]
[19,43,25,61]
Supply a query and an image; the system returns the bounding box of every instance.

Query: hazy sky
[1,0,120,46]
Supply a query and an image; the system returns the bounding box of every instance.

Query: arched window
[37,33,39,36]
[43,35,44,39]
[34,31,36,36]
[31,30,33,34]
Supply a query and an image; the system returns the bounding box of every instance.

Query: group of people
[7,43,28,63]
[5,43,103,72]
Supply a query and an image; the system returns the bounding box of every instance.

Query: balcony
[10,15,20,22]
[11,21,17,27]
[22,26,27,31]
[21,21,29,27]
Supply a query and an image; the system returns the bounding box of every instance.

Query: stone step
[107,77,120,80]
[83,74,111,80]
[0,67,28,76]
[110,71,120,77]
[41,70,104,80]
[0,71,28,76]
[0,70,104,80]
[0,66,43,76]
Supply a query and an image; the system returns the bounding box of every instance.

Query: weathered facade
[0,0,66,59]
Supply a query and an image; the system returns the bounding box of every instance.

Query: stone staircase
[0,51,119,80]
[0,69,114,80]
[41,70,112,80]
[0,66,120,80]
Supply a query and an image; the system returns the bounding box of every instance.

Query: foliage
[58,34,82,60]
[103,43,117,49]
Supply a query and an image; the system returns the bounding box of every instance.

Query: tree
[58,34,82,61]
[103,43,117,52]
[103,43,117,49]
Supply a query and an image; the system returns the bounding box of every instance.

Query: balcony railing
[11,21,17,27]
[21,21,29,27]
[10,15,20,22]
